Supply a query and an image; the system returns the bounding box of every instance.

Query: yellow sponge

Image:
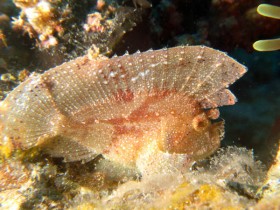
[253,4,280,51]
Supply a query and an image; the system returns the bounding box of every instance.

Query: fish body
[0,46,246,174]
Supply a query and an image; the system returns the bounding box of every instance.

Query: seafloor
[0,0,280,209]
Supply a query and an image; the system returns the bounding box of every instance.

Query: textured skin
[0,46,247,174]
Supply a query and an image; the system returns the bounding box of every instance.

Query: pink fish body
[0,46,246,175]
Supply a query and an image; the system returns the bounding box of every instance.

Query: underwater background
[0,0,279,209]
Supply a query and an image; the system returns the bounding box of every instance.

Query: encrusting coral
[11,0,145,57]
[69,147,264,209]
[12,0,71,49]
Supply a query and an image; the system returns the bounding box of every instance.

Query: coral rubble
[256,144,280,209]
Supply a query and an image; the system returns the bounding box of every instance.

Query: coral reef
[12,0,145,59]
[0,158,78,209]
[256,144,280,209]
[4,147,260,209]
[12,0,70,48]
[68,147,265,209]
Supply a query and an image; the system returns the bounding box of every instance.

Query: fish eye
[192,113,210,132]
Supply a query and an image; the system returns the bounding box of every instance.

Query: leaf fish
[0,46,246,175]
